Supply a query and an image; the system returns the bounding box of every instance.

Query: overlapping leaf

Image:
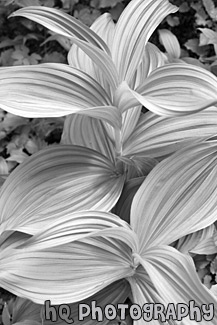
[123,107,217,159]
[140,246,217,324]
[61,114,116,162]
[119,64,217,116]
[0,64,122,128]
[10,6,110,53]
[175,224,217,255]
[111,0,178,83]
[4,280,130,325]
[130,141,217,251]
[0,145,125,236]
[127,266,165,325]
[0,211,136,304]
[10,6,119,92]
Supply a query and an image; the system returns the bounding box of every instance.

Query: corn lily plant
[1,0,217,235]
[1,141,217,325]
[1,0,217,324]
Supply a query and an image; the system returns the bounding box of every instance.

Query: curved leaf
[0,64,122,128]
[130,141,217,250]
[61,114,116,162]
[158,29,181,59]
[10,6,110,54]
[121,106,142,144]
[11,7,119,91]
[67,37,119,91]
[175,225,217,255]
[68,13,115,96]
[132,42,166,88]
[140,246,217,324]
[7,282,130,325]
[115,43,166,143]
[0,145,125,236]
[90,13,115,51]
[123,107,217,159]
[135,63,217,115]
[127,266,164,325]
[43,280,130,325]
[17,210,137,250]
[0,212,136,304]
[112,0,178,83]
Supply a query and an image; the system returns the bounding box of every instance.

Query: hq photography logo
[43,300,214,323]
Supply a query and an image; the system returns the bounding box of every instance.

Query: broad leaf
[131,141,217,250]
[11,7,119,91]
[67,38,119,91]
[61,114,116,162]
[0,145,125,236]
[90,13,115,50]
[175,225,217,255]
[10,6,110,53]
[68,13,115,95]
[112,0,178,83]
[8,281,129,325]
[133,42,166,86]
[135,64,217,115]
[43,280,130,325]
[127,266,164,325]
[140,246,217,324]
[117,64,217,116]
[0,64,121,128]
[121,106,141,145]
[0,212,136,304]
[123,107,217,159]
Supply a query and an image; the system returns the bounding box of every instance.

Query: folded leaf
[130,141,217,250]
[90,13,115,50]
[0,145,125,236]
[0,212,136,304]
[11,7,119,92]
[112,0,178,83]
[140,246,217,324]
[135,64,217,115]
[0,64,121,128]
[175,225,217,255]
[3,280,129,325]
[121,106,142,144]
[10,6,110,54]
[61,114,116,162]
[67,38,119,91]
[123,107,217,159]
[43,280,130,325]
[68,13,115,95]
[4,266,129,325]
[133,42,166,86]
[127,266,164,325]
[17,210,136,250]
[115,62,217,117]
